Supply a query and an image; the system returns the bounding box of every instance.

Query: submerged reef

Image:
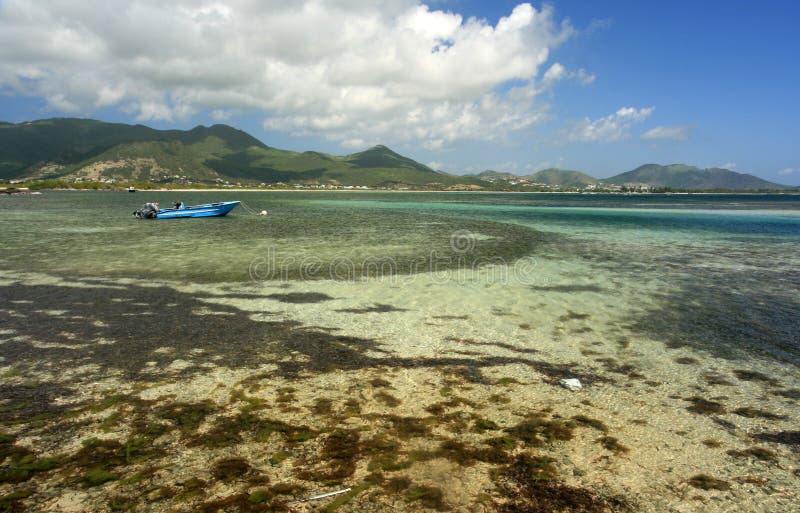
[0,272,797,512]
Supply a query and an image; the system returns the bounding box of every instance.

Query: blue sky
[1,1,798,184]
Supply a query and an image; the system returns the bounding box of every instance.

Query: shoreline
[31,187,800,195]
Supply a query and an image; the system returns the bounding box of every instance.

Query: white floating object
[559,378,582,391]
[260,210,268,216]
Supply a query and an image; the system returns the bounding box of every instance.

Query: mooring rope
[239,200,267,216]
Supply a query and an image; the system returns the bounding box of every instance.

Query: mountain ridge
[0,118,478,187]
[602,163,790,190]
[0,118,794,190]
[470,165,791,190]
[526,168,598,187]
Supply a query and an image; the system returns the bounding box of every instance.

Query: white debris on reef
[559,378,583,391]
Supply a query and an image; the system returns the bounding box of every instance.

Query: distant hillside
[346,145,435,173]
[467,168,597,188]
[0,119,267,179]
[604,164,791,190]
[470,164,792,191]
[526,168,598,187]
[472,170,518,181]
[0,118,477,187]
[2,119,793,190]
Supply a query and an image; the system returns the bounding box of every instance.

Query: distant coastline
[18,183,800,195]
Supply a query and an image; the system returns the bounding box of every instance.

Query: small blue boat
[134,201,240,219]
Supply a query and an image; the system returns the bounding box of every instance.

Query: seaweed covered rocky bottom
[492,454,629,513]
[0,362,641,513]
[1,275,798,512]
[2,327,799,513]
[6,351,795,513]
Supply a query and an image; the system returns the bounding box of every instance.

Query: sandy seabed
[0,268,798,513]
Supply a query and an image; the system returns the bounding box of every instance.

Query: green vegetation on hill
[0,118,479,187]
[0,118,267,181]
[526,168,598,187]
[346,145,436,173]
[471,164,792,191]
[472,170,518,181]
[469,168,597,188]
[603,164,791,190]
[0,118,794,190]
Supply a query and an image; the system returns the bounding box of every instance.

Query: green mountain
[604,164,791,190]
[0,119,264,179]
[457,164,793,190]
[525,168,598,187]
[473,170,518,181]
[467,168,598,188]
[1,119,793,190]
[0,118,477,187]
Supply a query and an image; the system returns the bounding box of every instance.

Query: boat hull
[154,201,240,219]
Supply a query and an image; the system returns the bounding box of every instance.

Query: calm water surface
[2,191,799,363]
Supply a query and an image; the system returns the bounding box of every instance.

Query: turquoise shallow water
[2,191,799,364]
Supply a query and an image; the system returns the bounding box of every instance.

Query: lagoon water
[1,191,799,512]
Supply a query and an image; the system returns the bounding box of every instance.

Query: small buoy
[260,210,268,216]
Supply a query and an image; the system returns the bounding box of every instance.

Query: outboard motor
[133,202,160,219]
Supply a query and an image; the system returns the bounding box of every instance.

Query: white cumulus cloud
[778,167,799,176]
[541,63,595,87]
[641,125,689,141]
[0,1,574,149]
[561,106,654,143]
